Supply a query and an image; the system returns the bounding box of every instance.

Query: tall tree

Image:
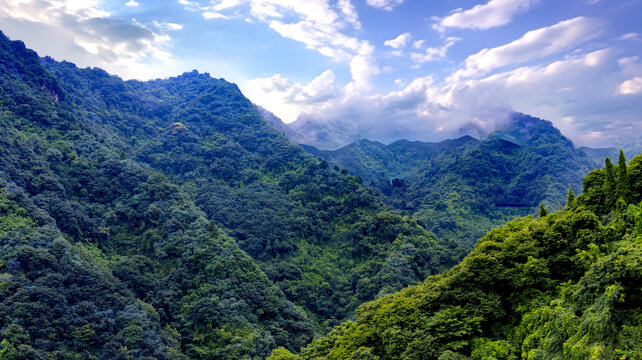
[617,149,631,202]
[539,203,548,217]
[567,184,575,208]
[604,158,617,210]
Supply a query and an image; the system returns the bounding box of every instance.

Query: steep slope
[255,104,297,139]
[39,57,462,327]
[0,30,462,359]
[0,32,314,359]
[271,151,642,360]
[302,114,597,246]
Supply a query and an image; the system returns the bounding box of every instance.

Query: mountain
[0,31,314,359]
[300,114,599,246]
[300,136,479,187]
[285,114,376,150]
[4,29,639,360]
[270,149,642,360]
[255,104,295,138]
[0,31,461,358]
[578,146,619,168]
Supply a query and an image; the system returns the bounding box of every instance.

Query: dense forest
[302,116,600,246]
[0,31,462,358]
[1,29,640,360]
[269,150,642,360]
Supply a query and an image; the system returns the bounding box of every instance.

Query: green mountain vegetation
[2,30,639,360]
[0,31,463,358]
[0,32,314,359]
[270,149,642,360]
[302,116,598,246]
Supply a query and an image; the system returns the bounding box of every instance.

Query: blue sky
[1,0,641,147]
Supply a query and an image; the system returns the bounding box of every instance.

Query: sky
[1,0,641,147]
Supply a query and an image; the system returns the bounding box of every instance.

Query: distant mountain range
[295,113,613,245]
[259,102,640,161]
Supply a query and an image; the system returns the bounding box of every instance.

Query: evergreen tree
[604,158,617,210]
[567,184,575,208]
[539,202,547,217]
[617,149,631,202]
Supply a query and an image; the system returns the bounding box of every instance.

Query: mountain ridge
[2,29,640,360]
[296,113,599,245]
[0,30,463,358]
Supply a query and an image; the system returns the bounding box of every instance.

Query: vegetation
[40,47,463,329]
[303,115,598,247]
[0,31,460,358]
[2,29,639,360]
[269,152,642,359]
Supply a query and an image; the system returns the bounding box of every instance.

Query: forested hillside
[0,32,315,359]
[270,150,642,360]
[302,115,597,246]
[3,29,638,360]
[0,31,462,358]
[40,47,464,326]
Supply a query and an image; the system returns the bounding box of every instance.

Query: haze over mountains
[300,113,616,245]
[1,30,642,360]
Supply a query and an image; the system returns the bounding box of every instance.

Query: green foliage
[618,149,632,202]
[304,115,597,247]
[471,338,517,360]
[3,28,640,360]
[0,30,462,358]
[567,184,575,208]
[287,154,642,359]
[0,31,316,359]
[268,347,299,360]
[604,158,617,210]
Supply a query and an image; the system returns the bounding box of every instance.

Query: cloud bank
[3,0,639,149]
[0,0,178,79]
[245,14,642,149]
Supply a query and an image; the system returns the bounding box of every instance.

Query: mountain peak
[487,112,568,147]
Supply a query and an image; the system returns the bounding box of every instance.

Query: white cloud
[384,32,411,49]
[203,11,229,19]
[617,56,642,79]
[619,32,640,41]
[434,0,539,32]
[191,0,380,96]
[619,77,642,95]
[365,0,404,11]
[153,21,184,30]
[454,17,602,79]
[212,0,244,11]
[125,0,139,6]
[244,69,340,122]
[413,39,425,49]
[177,0,206,11]
[411,37,460,63]
[248,42,641,149]
[348,53,380,91]
[337,0,360,29]
[0,0,174,79]
[193,0,369,63]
